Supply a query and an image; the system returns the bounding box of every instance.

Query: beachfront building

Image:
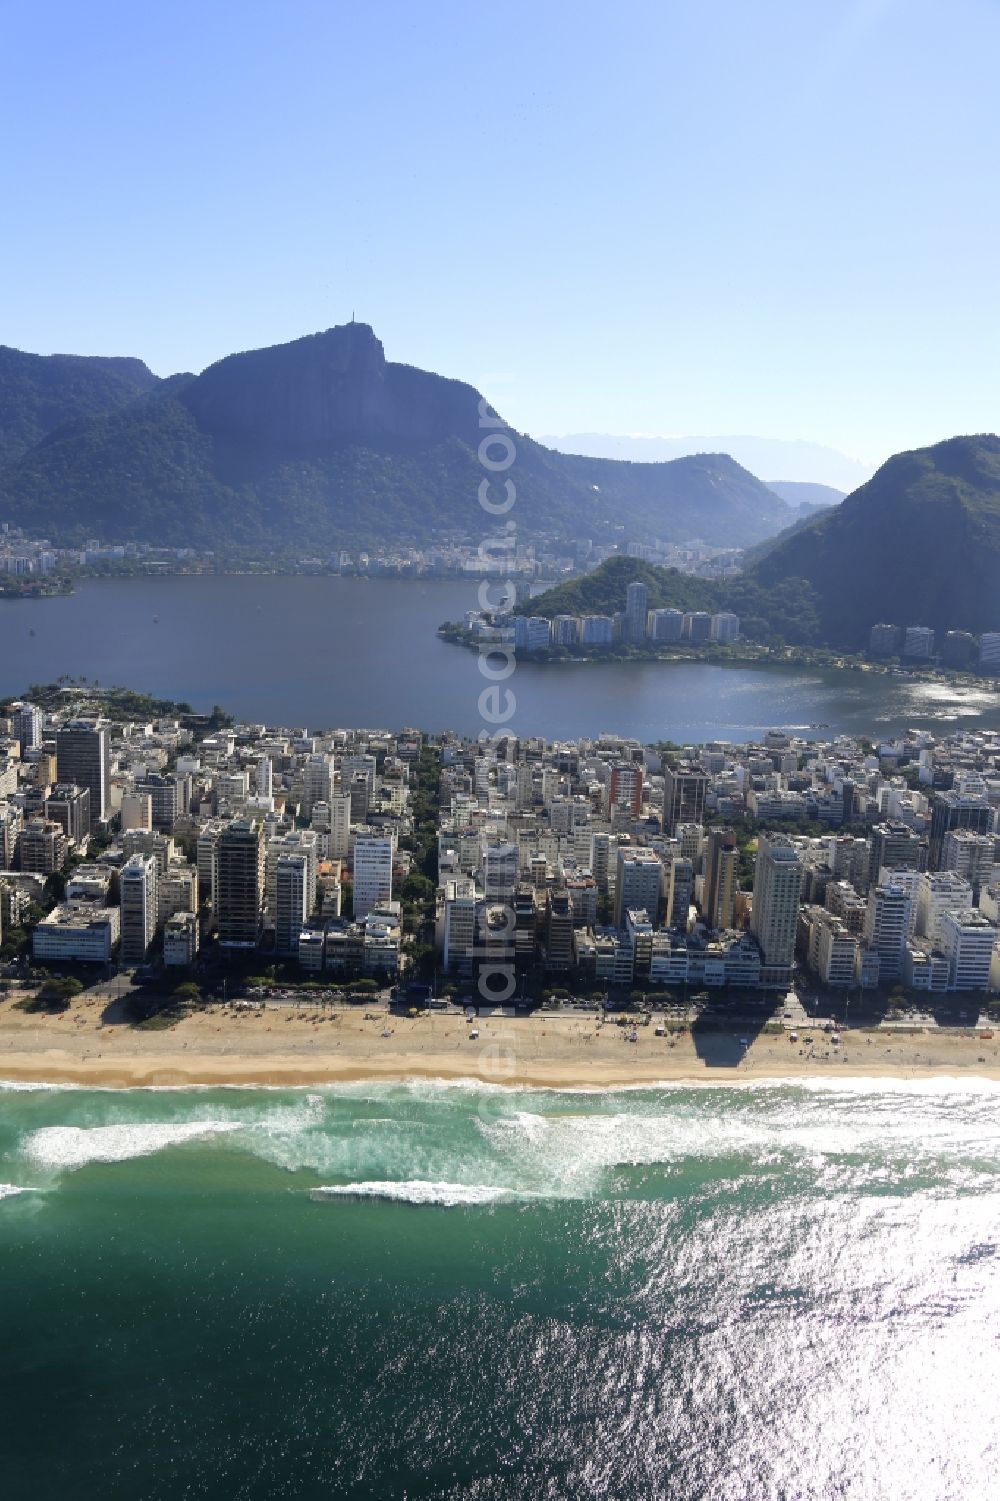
[750,836,803,986]
[163,911,200,967]
[120,853,158,964]
[33,904,120,964]
[216,818,266,948]
[939,909,995,992]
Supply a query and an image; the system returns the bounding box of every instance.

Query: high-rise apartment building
[328,793,352,859]
[137,772,189,833]
[545,889,574,972]
[939,909,995,992]
[710,612,740,643]
[442,878,478,975]
[903,625,935,660]
[870,821,923,877]
[623,581,648,644]
[56,721,110,831]
[929,791,994,870]
[979,633,1000,672]
[703,828,739,931]
[683,612,712,643]
[940,829,996,897]
[301,754,335,817]
[483,842,519,905]
[352,837,394,919]
[665,855,694,929]
[614,847,663,928]
[120,853,158,964]
[216,818,265,948]
[869,624,901,656]
[609,763,643,817]
[275,853,310,956]
[914,871,975,946]
[662,760,709,835]
[863,882,912,982]
[18,818,68,875]
[10,702,42,754]
[44,783,91,847]
[750,836,803,985]
[647,609,684,643]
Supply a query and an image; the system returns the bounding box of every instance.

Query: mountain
[0,325,793,553]
[766,481,845,510]
[0,345,159,468]
[519,554,821,647]
[750,435,1000,648]
[540,433,873,492]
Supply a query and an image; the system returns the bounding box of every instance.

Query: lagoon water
[1,1077,998,1499]
[2,575,999,739]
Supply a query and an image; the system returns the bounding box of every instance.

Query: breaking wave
[311,1179,514,1207]
[22,1120,242,1170]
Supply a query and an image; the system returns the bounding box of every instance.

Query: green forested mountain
[0,345,159,468]
[0,324,793,552]
[750,434,1000,647]
[520,554,821,645]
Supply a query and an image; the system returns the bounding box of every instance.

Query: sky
[1,0,998,470]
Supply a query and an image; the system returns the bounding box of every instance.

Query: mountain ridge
[750,433,1000,648]
[0,324,793,553]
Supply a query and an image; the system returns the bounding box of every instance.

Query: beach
[1,993,997,1088]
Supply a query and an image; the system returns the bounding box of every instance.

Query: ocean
[1,1077,998,1499]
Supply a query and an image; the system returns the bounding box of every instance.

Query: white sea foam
[22,1120,242,1170]
[0,1183,33,1200]
[311,1179,513,1207]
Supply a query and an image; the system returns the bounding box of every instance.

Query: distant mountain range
[765,481,846,511]
[539,433,873,492]
[0,327,794,553]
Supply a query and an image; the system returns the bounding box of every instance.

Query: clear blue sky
[1,0,998,466]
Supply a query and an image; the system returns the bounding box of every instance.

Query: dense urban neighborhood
[3,679,999,1022]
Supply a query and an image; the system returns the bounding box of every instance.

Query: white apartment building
[863,882,912,981]
[915,871,975,946]
[163,911,199,967]
[120,853,158,964]
[33,904,120,964]
[939,909,995,992]
[614,847,663,927]
[352,837,394,919]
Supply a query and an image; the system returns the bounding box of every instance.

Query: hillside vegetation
[751,435,1000,647]
[0,345,158,468]
[520,555,821,646]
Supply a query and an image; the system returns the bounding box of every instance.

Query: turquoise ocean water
[1,1077,998,1499]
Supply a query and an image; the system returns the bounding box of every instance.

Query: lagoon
[2,575,998,739]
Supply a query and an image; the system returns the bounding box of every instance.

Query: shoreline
[2,1000,998,1091]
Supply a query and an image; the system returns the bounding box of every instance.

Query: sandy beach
[1,994,998,1089]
